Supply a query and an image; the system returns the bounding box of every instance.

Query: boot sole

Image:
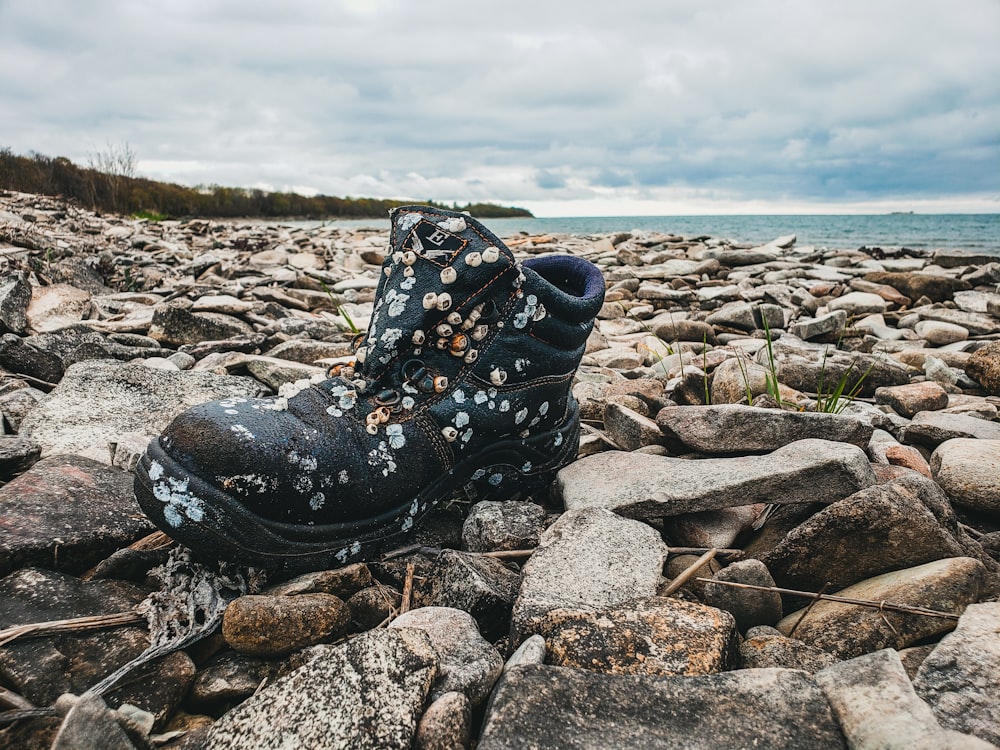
[133,399,580,572]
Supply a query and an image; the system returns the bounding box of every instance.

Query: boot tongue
[357,206,520,383]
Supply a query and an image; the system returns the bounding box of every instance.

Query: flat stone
[874,381,950,418]
[863,271,971,303]
[914,602,1000,746]
[26,283,92,332]
[772,344,912,398]
[148,304,255,347]
[816,648,991,750]
[511,509,667,644]
[462,500,546,553]
[536,596,737,676]
[656,404,873,454]
[556,439,876,519]
[188,651,278,711]
[776,557,986,659]
[828,291,887,315]
[19,359,263,463]
[651,317,716,344]
[477,665,847,750]
[706,301,757,331]
[242,356,326,389]
[389,607,502,707]
[0,568,194,720]
[759,477,967,593]
[914,319,969,346]
[789,310,848,341]
[222,593,350,658]
[902,411,1000,448]
[264,563,372,599]
[0,454,152,578]
[919,308,998,336]
[204,628,438,750]
[662,504,765,549]
[263,338,354,365]
[190,294,255,314]
[931,438,1000,514]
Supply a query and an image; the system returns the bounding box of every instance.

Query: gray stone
[264,563,373,599]
[790,310,848,341]
[204,628,438,750]
[816,648,993,750]
[511,509,667,644]
[188,651,278,711]
[662,503,765,548]
[931,438,1000,514]
[0,271,31,334]
[656,404,873,454]
[50,693,139,750]
[706,301,757,331]
[703,559,782,632]
[389,607,502,707]
[0,434,41,478]
[556,439,876,519]
[759,478,968,593]
[148,303,255,347]
[709,356,771,404]
[738,629,837,672]
[914,602,1000,746]
[776,557,986,660]
[902,410,1000,448]
[0,568,194,723]
[504,634,546,672]
[828,291,887,315]
[243,356,326,389]
[914,319,969,346]
[603,401,664,450]
[462,500,546,553]
[770,343,912,398]
[426,550,521,641]
[477,664,847,750]
[19,359,264,463]
[0,454,153,578]
[0,383,45,431]
[919,307,998,336]
[536,596,738,676]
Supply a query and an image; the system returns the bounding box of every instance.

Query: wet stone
[222,593,351,658]
[0,454,152,578]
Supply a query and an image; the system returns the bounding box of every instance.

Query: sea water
[316,213,1000,255]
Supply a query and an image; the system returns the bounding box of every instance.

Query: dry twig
[693,578,961,620]
[0,611,144,648]
[661,548,718,597]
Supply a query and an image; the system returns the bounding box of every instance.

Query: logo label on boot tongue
[406,219,467,264]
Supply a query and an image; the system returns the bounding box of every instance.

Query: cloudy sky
[2,0,998,216]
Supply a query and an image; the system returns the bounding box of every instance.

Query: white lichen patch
[230,424,255,440]
[386,424,406,449]
[453,389,466,404]
[151,471,206,528]
[515,407,529,424]
[309,492,325,510]
[338,469,350,484]
[454,411,470,428]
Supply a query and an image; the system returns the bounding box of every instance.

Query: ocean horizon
[307,213,1000,256]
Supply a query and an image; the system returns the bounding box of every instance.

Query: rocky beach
[1,189,999,749]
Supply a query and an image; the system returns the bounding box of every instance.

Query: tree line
[0,147,533,220]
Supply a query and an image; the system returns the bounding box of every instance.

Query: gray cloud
[1,0,997,214]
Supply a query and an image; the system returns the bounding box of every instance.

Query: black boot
[134,205,605,571]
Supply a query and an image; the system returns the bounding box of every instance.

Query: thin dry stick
[693,578,961,620]
[481,549,535,560]
[660,548,718,597]
[0,611,144,648]
[788,582,831,638]
[399,562,416,615]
